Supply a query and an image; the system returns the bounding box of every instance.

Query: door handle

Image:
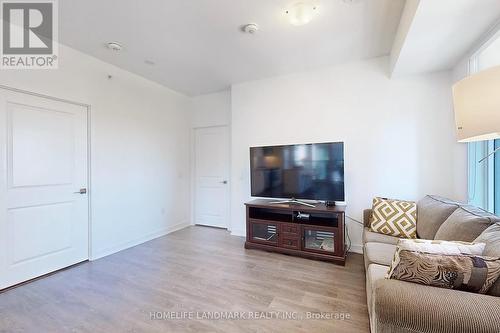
[74,188,87,194]
[220,180,228,184]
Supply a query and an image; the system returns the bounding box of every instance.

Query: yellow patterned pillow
[370,197,417,239]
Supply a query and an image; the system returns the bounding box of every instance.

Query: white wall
[230,56,467,252]
[452,56,470,82]
[0,44,191,259]
[191,90,231,128]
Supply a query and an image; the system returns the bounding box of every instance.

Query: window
[496,139,500,214]
[468,28,500,214]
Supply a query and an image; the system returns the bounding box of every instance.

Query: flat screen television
[250,142,344,202]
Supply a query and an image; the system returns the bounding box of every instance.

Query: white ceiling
[59,0,406,96]
[391,0,500,76]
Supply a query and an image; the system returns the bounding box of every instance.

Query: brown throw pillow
[370,197,417,239]
[387,249,500,294]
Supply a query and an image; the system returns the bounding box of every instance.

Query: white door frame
[0,84,93,261]
[191,125,230,230]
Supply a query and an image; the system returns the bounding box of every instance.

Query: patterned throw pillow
[386,239,487,280]
[386,249,500,294]
[370,197,417,238]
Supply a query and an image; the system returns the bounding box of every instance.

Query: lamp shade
[452,65,500,142]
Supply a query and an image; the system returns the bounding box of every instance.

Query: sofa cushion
[370,197,417,239]
[475,223,500,297]
[363,209,373,227]
[363,227,400,245]
[475,223,500,256]
[364,242,396,268]
[373,278,500,333]
[366,264,389,320]
[416,195,461,239]
[434,205,500,242]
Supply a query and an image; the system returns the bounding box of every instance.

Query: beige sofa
[363,195,500,333]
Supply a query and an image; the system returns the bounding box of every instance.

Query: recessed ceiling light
[106,42,123,51]
[285,2,319,26]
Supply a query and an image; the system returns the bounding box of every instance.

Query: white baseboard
[230,229,246,237]
[90,221,190,261]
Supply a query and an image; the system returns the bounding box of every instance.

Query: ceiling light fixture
[106,42,123,51]
[285,2,319,26]
[242,23,259,34]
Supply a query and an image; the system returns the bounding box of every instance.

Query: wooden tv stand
[244,199,346,265]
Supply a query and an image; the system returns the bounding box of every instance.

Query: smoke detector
[106,42,123,51]
[242,23,259,34]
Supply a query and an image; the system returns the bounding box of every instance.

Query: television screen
[250,142,344,201]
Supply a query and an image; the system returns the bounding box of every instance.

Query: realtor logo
[1,0,58,69]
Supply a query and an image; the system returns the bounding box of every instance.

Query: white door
[0,89,89,289]
[194,126,229,229]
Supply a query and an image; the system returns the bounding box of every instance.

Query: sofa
[363,195,500,333]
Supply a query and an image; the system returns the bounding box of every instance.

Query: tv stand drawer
[280,236,300,250]
[281,223,299,235]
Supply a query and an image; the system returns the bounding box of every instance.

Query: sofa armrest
[363,209,372,228]
[373,279,500,333]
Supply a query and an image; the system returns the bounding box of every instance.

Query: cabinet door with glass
[248,220,279,246]
[302,226,338,255]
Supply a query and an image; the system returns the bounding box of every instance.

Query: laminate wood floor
[0,226,369,333]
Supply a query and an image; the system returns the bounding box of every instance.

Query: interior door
[0,89,89,289]
[194,126,229,229]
